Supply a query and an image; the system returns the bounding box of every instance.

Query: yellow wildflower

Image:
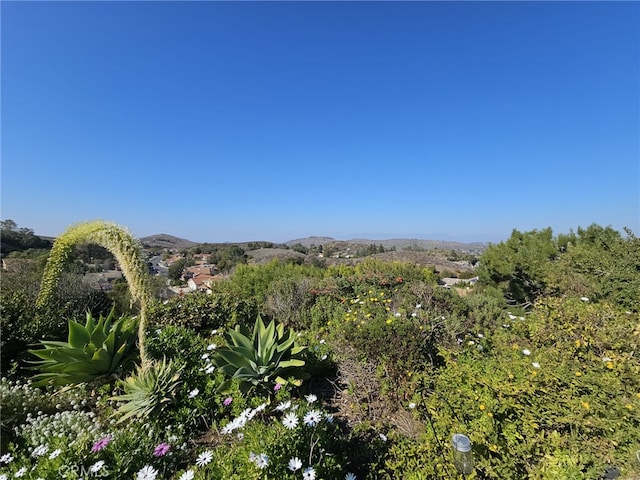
[582,402,590,410]
[606,362,614,369]
[489,444,498,452]
[625,404,633,410]
[479,404,485,411]
[575,371,582,377]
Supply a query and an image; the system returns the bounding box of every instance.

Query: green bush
[29,308,138,387]
[212,315,307,395]
[382,297,640,479]
[147,287,257,332]
[110,358,183,423]
[177,397,356,479]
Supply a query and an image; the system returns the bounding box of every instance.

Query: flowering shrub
[0,377,80,433]
[3,222,640,479]
[176,396,356,479]
[378,298,640,479]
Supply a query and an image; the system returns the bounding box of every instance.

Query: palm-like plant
[212,315,307,394]
[29,308,137,387]
[110,357,183,423]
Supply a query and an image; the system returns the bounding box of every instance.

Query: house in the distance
[187,273,223,293]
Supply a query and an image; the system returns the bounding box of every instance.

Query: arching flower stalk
[36,220,153,367]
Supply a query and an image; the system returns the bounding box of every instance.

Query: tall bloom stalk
[36,221,154,367]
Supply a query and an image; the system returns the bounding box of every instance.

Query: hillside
[139,234,198,250]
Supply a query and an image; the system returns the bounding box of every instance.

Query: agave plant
[212,315,307,394]
[110,357,183,423]
[29,308,137,387]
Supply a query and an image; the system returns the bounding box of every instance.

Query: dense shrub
[147,287,257,332]
[381,297,640,479]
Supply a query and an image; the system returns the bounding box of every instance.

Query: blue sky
[2,1,638,243]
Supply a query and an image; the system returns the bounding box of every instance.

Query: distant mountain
[139,233,486,254]
[285,236,486,253]
[139,234,198,250]
[285,236,336,248]
[346,238,487,253]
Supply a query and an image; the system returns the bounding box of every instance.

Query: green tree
[548,225,639,311]
[167,258,187,281]
[477,228,558,307]
[212,245,247,272]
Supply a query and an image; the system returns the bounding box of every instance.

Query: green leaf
[92,348,112,372]
[227,329,254,351]
[278,359,305,368]
[85,310,96,334]
[213,349,253,369]
[68,320,91,349]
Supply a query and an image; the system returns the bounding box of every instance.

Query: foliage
[36,220,154,365]
[167,257,187,280]
[146,325,228,434]
[4,221,640,479]
[208,244,247,272]
[0,377,80,435]
[548,225,640,312]
[183,398,355,479]
[28,308,138,387]
[110,357,183,423]
[227,259,325,309]
[477,227,558,306]
[0,219,52,257]
[264,276,319,330]
[212,315,307,395]
[148,286,257,332]
[378,297,640,479]
[0,259,112,372]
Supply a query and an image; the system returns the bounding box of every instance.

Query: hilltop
[139,234,199,250]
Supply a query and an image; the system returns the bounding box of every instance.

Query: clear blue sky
[2,1,638,243]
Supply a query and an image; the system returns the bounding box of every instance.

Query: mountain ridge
[140,234,487,253]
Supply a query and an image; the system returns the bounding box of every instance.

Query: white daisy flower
[288,457,302,472]
[188,388,199,398]
[275,400,291,411]
[90,461,105,473]
[345,473,357,480]
[195,450,213,467]
[522,349,531,356]
[282,411,299,429]
[256,453,269,470]
[179,470,195,480]
[303,409,323,427]
[305,394,317,403]
[137,465,158,480]
[303,466,316,480]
